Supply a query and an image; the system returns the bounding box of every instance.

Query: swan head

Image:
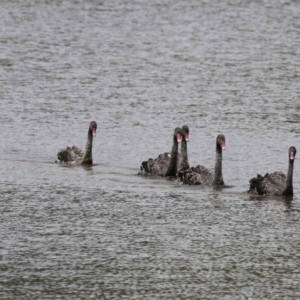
[174,127,182,143]
[289,146,297,161]
[89,121,97,136]
[182,125,189,142]
[217,134,226,150]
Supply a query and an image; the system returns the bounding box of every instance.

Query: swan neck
[212,147,223,185]
[82,129,93,164]
[181,139,188,159]
[283,159,294,195]
[165,136,179,177]
[178,139,189,172]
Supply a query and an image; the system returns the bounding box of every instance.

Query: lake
[1,0,300,299]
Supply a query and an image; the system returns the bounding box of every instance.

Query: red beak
[176,134,182,143]
[220,141,225,150]
[184,133,189,142]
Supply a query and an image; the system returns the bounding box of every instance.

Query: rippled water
[1,0,300,299]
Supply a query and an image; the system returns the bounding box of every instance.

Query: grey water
[1,0,300,299]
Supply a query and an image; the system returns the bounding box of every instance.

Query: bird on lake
[178,134,226,186]
[138,127,183,177]
[55,121,97,165]
[248,146,296,196]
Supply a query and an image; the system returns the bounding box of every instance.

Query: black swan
[55,121,97,165]
[177,125,190,174]
[138,127,183,177]
[179,134,226,185]
[248,146,296,196]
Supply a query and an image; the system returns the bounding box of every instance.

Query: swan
[177,125,190,174]
[179,134,226,185]
[248,146,296,196]
[138,127,183,177]
[55,121,97,165]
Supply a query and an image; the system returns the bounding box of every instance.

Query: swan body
[179,134,226,185]
[248,146,296,196]
[55,121,97,165]
[138,127,183,177]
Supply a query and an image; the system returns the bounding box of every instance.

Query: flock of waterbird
[55,121,297,197]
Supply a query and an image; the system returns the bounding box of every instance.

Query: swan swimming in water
[55,121,97,165]
[179,134,226,185]
[248,146,296,196]
[138,127,183,177]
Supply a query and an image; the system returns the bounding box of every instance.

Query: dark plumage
[248,146,296,196]
[138,127,183,177]
[55,121,97,165]
[177,125,190,174]
[179,134,226,185]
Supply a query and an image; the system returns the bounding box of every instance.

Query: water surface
[1,0,300,299]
